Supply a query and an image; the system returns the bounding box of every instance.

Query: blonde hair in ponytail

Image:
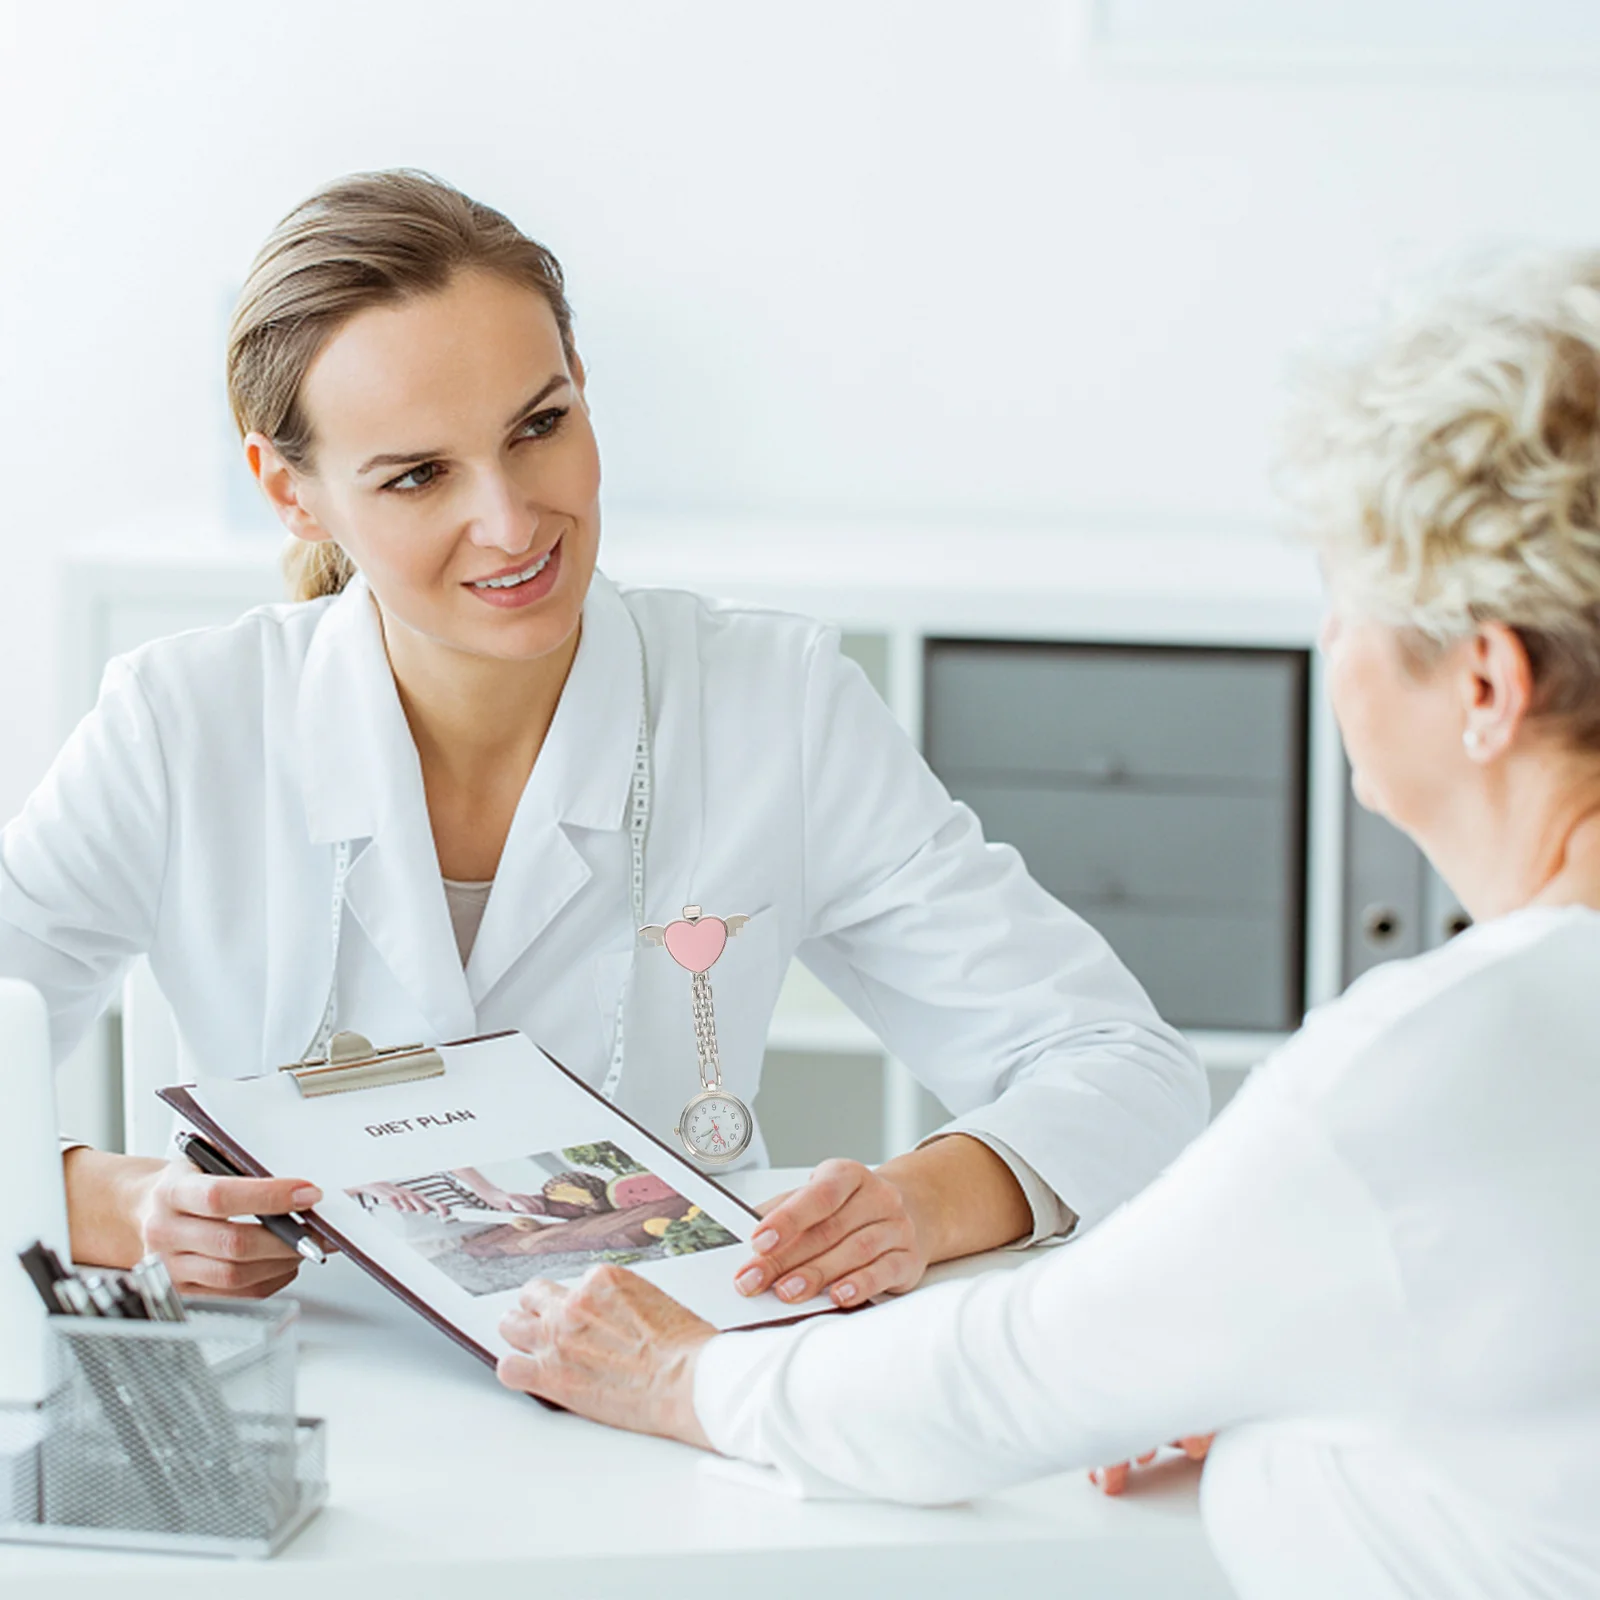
[281,539,358,603]
[226,169,577,602]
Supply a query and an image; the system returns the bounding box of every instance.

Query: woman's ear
[244,432,333,544]
[1462,623,1535,759]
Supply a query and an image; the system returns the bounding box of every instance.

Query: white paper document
[165,1033,834,1365]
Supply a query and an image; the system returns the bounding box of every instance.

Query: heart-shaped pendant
[663,915,727,973]
[640,904,756,1152]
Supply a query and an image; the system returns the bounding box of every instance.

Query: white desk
[0,1171,1232,1599]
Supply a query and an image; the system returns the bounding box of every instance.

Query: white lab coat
[1,570,1205,1218]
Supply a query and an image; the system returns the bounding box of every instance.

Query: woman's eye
[378,407,566,493]
[383,461,441,493]
[518,406,568,441]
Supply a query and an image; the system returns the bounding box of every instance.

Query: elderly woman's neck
[1524,801,1600,912]
[1441,753,1600,922]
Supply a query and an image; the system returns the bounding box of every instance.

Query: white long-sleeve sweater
[695,907,1600,1600]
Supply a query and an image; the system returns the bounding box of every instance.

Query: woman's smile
[464,537,563,609]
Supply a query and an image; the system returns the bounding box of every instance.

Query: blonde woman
[494,257,1600,1598]
[0,172,1205,1304]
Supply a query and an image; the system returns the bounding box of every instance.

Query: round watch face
[679,1091,753,1163]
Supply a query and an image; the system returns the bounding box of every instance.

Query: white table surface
[1,1170,1233,1599]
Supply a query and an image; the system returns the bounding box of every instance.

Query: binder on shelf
[1341,780,1426,988]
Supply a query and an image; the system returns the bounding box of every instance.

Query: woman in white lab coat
[494,258,1600,1597]
[0,171,1204,1304]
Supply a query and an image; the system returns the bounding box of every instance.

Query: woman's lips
[464,537,563,609]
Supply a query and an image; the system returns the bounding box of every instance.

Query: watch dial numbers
[686,1096,748,1156]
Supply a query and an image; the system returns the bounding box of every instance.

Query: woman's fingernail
[736,1267,764,1295]
[777,1275,806,1300]
[1088,1470,1099,1485]
[753,1230,779,1253]
[291,1187,322,1208]
[833,1283,858,1305]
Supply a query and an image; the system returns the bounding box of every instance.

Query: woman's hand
[497,1266,717,1446]
[349,1180,450,1217]
[1090,1435,1214,1496]
[734,1158,927,1308]
[133,1160,322,1298]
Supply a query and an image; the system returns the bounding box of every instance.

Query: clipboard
[159,1032,839,1374]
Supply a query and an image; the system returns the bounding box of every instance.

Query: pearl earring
[1463,726,1487,754]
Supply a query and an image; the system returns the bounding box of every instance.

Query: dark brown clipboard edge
[156,1029,844,1377]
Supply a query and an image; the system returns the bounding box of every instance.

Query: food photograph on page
[345,1140,739,1296]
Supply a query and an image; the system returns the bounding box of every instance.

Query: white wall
[5,0,1600,814]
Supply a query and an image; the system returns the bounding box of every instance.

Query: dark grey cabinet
[925,640,1310,1031]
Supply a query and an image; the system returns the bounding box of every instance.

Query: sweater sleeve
[694,1068,1409,1504]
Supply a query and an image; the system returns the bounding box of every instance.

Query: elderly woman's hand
[497,1266,718,1446]
[733,1158,928,1308]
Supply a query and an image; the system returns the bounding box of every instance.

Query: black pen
[17,1240,71,1311]
[174,1133,327,1265]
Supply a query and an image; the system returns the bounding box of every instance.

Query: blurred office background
[5,0,1600,1160]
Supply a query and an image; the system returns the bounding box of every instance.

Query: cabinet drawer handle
[1361,904,1403,946]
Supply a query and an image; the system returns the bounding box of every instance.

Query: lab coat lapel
[466,573,644,1004]
[295,577,476,1043]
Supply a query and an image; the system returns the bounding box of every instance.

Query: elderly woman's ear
[1459,624,1535,762]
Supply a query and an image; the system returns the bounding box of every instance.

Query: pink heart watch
[640,905,755,1163]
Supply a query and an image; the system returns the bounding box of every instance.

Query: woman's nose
[467,471,539,554]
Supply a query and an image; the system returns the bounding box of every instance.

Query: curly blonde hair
[1280,252,1600,747]
[226,170,576,602]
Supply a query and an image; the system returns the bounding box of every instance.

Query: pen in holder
[1,1298,326,1558]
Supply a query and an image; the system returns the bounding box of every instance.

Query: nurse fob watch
[640,905,755,1164]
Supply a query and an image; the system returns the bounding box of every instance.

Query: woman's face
[1320,597,1468,836]
[288,269,600,666]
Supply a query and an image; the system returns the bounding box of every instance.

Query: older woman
[494,255,1600,1599]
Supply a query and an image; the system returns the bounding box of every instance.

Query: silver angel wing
[637,923,668,947]
[724,914,751,938]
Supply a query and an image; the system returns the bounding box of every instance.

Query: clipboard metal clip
[280,1031,446,1099]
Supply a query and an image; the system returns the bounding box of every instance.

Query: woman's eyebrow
[504,374,571,428]
[355,374,572,475]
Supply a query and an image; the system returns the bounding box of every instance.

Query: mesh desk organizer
[0,1034,450,1555]
[0,1296,326,1557]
